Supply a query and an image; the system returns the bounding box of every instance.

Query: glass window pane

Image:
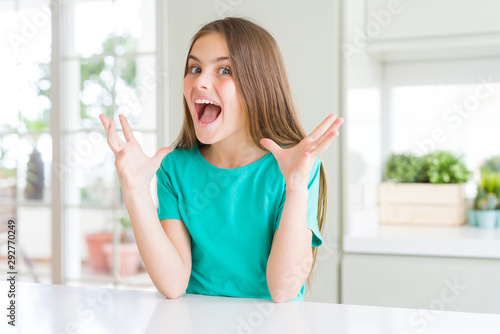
[64,132,116,207]
[116,56,157,130]
[63,0,157,290]
[115,0,155,53]
[17,206,52,283]
[1,1,51,64]
[77,55,156,131]
[80,56,116,126]
[389,83,500,174]
[73,0,155,57]
[65,208,150,286]
[17,134,52,204]
[66,208,114,283]
[346,88,382,229]
[17,62,51,128]
[0,134,19,173]
[74,0,115,58]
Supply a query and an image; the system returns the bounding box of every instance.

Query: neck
[200,139,268,169]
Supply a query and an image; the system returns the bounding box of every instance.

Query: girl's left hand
[260,114,344,191]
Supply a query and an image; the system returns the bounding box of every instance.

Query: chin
[194,132,217,145]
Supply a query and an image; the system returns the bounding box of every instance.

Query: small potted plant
[480,155,500,175]
[85,229,114,273]
[84,182,124,273]
[469,172,500,228]
[102,216,141,277]
[379,150,471,226]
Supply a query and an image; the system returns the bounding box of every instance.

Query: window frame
[50,0,168,285]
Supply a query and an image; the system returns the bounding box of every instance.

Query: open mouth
[195,98,222,125]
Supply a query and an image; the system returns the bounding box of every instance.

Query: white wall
[341,0,500,314]
[366,0,500,41]
[165,0,342,303]
[342,0,384,234]
[342,254,500,315]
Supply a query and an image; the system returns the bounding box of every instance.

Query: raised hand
[99,114,172,192]
[260,114,344,191]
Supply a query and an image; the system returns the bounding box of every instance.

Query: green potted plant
[480,155,500,174]
[383,152,426,183]
[22,115,47,200]
[421,150,472,184]
[102,216,141,277]
[1,113,49,201]
[379,150,471,226]
[469,172,500,228]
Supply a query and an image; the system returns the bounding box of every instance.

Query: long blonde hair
[172,17,327,292]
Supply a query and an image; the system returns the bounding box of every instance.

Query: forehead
[189,33,230,61]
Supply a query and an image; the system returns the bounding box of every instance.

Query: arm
[266,187,312,303]
[123,185,191,299]
[261,113,344,303]
[99,114,191,299]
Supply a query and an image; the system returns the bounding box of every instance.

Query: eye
[188,66,201,74]
[218,67,231,75]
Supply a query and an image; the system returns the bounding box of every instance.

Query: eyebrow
[188,55,230,64]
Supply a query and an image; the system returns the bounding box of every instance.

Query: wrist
[122,184,152,201]
[285,185,309,196]
[285,173,309,192]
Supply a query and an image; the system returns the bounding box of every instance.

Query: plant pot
[474,210,498,228]
[378,183,466,226]
[103,242,140,277]
[85,233,114,272]
[467,209,477,227]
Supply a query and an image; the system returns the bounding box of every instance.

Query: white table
[1,282,499,333]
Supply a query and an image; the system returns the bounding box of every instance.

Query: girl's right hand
[99,114,172,192]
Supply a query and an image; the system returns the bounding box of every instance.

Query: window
[346,57,500,231]
[1,0,162,289]
[0,0,53,283]
[61,0,157,288]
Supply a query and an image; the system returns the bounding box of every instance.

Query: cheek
[183,77,192,99]
[220,80,240,110]
[182,78,195,113]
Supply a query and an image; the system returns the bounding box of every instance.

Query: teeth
[195,98,220,106]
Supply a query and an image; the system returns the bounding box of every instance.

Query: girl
[99,17,343,303]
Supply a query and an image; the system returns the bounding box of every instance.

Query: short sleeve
[156,157,182,221]
[275,157,323,247]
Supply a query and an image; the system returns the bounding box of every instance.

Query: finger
[99,114,110,132]
[99,114,118,153]
[107,119,125,154]
[119,114,136,143]
[313,117,344,146]
[260,138,281,156]
[307,113,337,142]
[312,130,339,156]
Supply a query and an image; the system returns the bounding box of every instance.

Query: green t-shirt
[156,144,323,301]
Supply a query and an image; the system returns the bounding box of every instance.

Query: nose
[193,71,212,90]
